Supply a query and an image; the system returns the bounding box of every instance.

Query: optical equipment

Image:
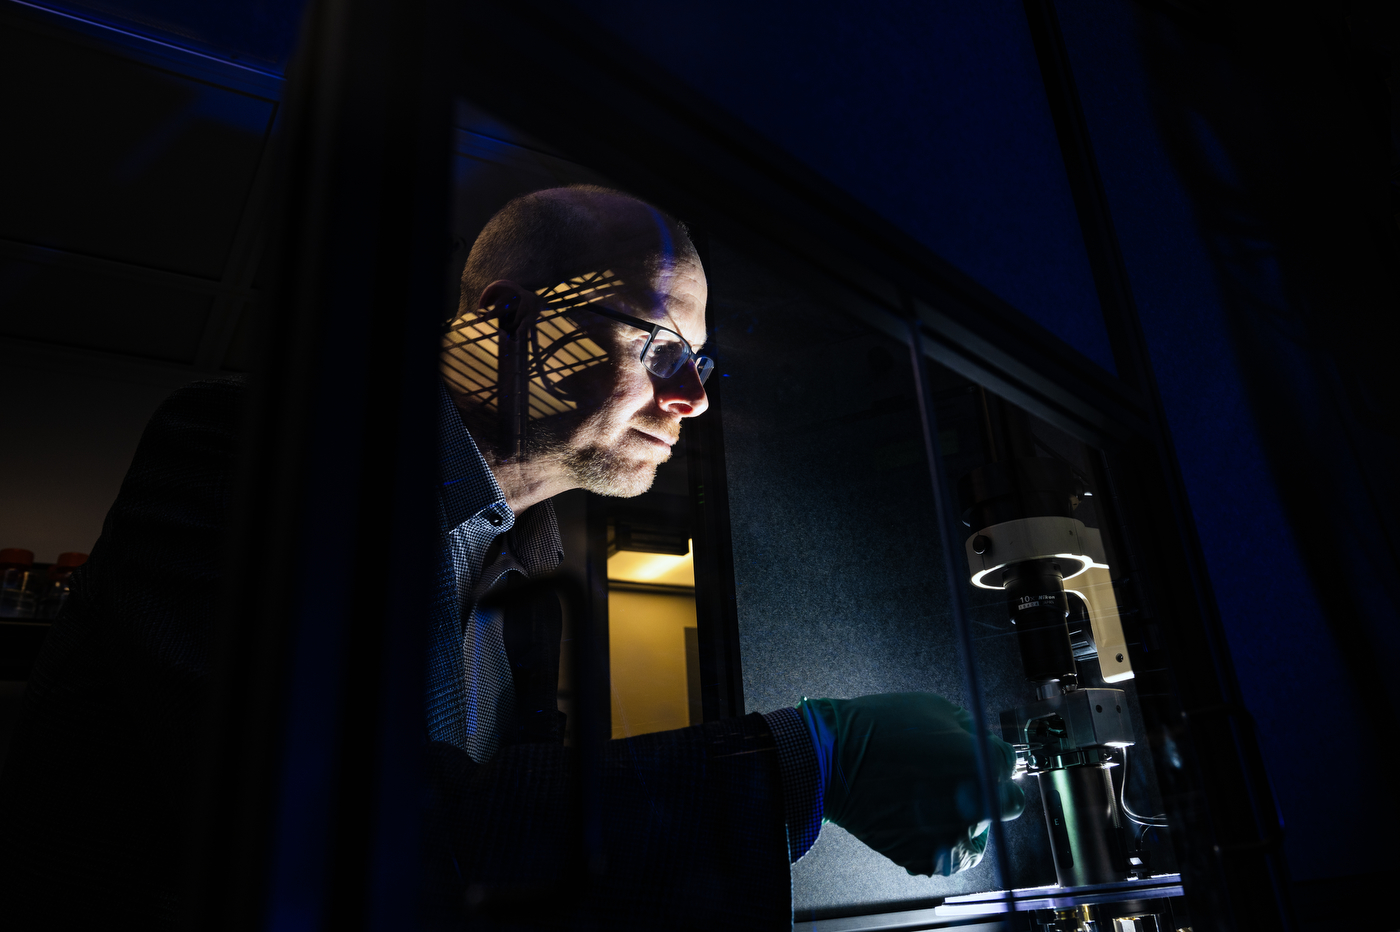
[953,389,1185,932]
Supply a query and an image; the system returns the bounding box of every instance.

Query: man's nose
[654,360,710,418]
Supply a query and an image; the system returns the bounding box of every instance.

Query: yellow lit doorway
[607,543,702,738]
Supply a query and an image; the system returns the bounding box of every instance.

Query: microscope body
[960,454,1137,890]
[1003,686,1133,888]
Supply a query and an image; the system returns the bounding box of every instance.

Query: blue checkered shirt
[428,383,823,861]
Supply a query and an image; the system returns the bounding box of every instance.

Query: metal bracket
[1003,687,1135,775]
[966,517,1133,683]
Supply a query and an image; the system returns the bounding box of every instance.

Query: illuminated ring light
[969,553,1096,590]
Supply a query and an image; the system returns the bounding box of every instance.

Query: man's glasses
[584,304,715,385]
[440,270,715,416]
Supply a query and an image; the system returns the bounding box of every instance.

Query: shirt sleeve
[760,706,824,862]
[426,713,793,929]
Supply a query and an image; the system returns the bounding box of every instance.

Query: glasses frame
[579,303,715,384]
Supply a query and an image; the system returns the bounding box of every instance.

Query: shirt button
[485,510,504,527]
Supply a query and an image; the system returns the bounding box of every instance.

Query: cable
[1118,746,1169,828]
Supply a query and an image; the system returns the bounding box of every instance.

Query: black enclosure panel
[0,252,214,362]
[0,22,275,280]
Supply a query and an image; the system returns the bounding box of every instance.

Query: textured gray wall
[704,243,1057,914]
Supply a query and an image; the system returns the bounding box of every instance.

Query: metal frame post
[189,0,452,927]
[909,317,1018,918]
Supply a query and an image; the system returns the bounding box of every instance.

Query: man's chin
[589,464,659,499]
[564,449,662,498]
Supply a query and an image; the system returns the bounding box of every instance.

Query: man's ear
[477,280,537,330]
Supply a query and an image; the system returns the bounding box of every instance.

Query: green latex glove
[797,693,1026,877]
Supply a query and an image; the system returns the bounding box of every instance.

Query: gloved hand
[797,693,1025,877]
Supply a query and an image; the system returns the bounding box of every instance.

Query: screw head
[972,535,991,555]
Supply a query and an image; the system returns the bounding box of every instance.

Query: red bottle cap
[55,552,89,569]
[0,548,35,567]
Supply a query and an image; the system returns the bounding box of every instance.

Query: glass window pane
[708,238,1180,922]
[922,356,1180,920]
[709,240,1026,908]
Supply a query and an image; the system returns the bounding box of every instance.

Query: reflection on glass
[708,237,1175,920]
[706,239,1037,908]
[440,269,624,418]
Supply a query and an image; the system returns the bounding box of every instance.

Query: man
[432,185,1025,918]
[0,185,1021,930]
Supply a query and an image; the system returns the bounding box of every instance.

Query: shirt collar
[509,498,563,577]
[436,381,564,575]
[437,380,509,532]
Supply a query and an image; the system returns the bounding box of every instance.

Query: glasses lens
[696,357,714,385]
[642,330,688,378]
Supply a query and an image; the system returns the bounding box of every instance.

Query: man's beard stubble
[526,405,677,499]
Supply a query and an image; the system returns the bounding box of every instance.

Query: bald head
[459,185,700,318]
[441,185,710,508]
